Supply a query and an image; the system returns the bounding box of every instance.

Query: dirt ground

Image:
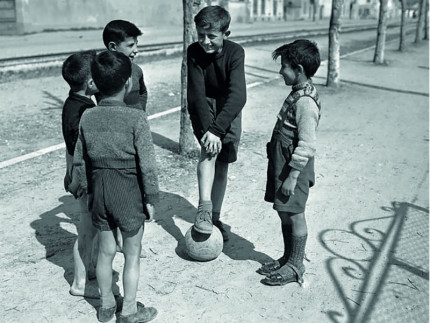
[0,40,428,323]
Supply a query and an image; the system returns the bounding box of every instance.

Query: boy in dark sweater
[70,51,159,323]
[101,19,148,111]
[61,50,99,298]
[187,5,247,240]
[258,40,321,286]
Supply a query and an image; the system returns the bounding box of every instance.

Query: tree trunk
[415,0,426,42]
[399,0,406,51]
[313,0,319,21]
[219,0,229,10]
[327,0,343,87]
[373,0,388,64]
[180,0,204,156]
[424,0,429,40]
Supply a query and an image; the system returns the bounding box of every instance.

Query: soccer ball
[184,225,223,261]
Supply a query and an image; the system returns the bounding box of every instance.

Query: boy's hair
[272,40,321,78]
[91,51,132,97]
[102,19,142,48]
[62,50,96,92]
[194,5,231,33]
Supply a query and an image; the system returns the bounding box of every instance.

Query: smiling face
[109,36,138,61]
[279,57,300,86]
[196,27,226,54]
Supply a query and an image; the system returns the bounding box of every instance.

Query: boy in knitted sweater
[187,6,247,240]
[70,51,159,323]
[258,40,321,286]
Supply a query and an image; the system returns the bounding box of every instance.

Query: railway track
[0,24,382,69]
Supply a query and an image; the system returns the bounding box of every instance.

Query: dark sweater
[73,99,159,204]
[187,39,247,140]
[61,91,95,156]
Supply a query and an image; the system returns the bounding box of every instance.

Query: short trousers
[89,168,146,232]
[217,140,240,163]
[264,132,315,213]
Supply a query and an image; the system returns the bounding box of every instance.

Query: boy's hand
[64,171,72,192]
[281,169,300,196]
[201,131,221,155]
[68,169,85,199]
[68,180,85,199]
[145,203,155,221]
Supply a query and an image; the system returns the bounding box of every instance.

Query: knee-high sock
[287,234,307,268]
[282,224,293,259]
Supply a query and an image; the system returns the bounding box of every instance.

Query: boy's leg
[120,226,143,316]
[262,212,307,286]
[257,212,292,274]
[119,226,157,322]
[211,160,229,241]
[97,229,117,307]
[70,194,99,298]
[195,148,217,234]
[96,229,118,322]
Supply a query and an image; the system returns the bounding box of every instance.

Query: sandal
[261,263,305,286]
[256,257,286,275]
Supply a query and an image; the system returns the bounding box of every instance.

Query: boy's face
[196,27,227,54]
[109,36,138,61]
[279,57,300,86]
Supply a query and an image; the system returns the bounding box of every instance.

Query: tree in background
[373,0,389,64]
[399,0,407,51]
[327,0,343,87]
[310,0,320,21]
[423,0,429,40]
[415,0,426,42]
[180,0,205,155]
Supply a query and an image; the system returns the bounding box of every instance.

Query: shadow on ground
[30,195,120,309]
[155,191,270,264]
[319,202,429,323]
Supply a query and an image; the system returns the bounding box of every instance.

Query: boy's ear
[107,41,117,51]
[224,30,231,38]
[124,76,133,94]
[87,78,98,94]
[296,64,305,75]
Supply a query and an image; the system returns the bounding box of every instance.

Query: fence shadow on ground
[319,202,429,323]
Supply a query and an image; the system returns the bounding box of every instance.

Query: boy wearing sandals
[69,51,159,322]
[258,40,321,286]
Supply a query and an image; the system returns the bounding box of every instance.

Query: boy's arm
[281,98,319,196]
[207,48,247,138]
[139,71,148,111]
[134,112,159,205]
[187,47,213,139]
[289,97,320,171]
[68,125,87,198]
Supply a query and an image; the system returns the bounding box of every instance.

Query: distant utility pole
[327,0,343,87]
[180,0,204,156]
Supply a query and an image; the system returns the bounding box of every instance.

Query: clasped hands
[201,131,221,156]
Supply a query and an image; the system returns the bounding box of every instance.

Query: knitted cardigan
[276,81,321,171]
